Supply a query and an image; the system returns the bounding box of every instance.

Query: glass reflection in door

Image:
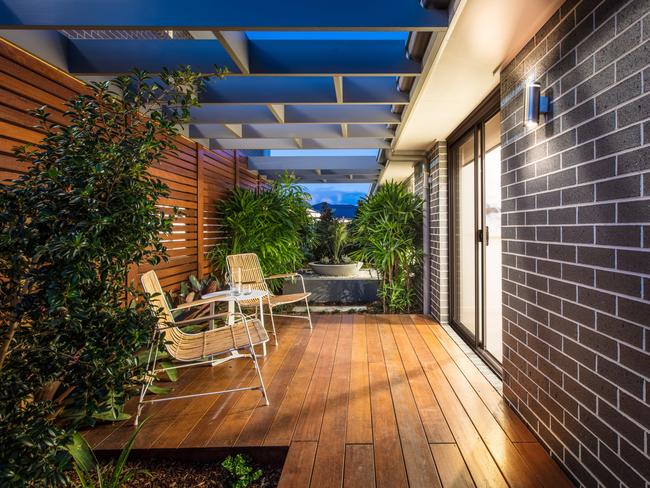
[483,113,502,362]
[452,132,477,338]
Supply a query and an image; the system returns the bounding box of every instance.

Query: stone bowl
[309,261,363,277]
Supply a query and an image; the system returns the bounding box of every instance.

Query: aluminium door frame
[447,88,502,376]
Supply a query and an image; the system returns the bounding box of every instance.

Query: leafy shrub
[351,181,423,313]
[0,68,212,485]
[165,274,220,321]
[221,454,263,488]
[209,173,311,284]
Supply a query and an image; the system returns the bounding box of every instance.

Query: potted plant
[309,218,362,277]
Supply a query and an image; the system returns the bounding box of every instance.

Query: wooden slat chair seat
[226,253,313,346]
[135,270,270,426]
[168,321,268,361]
[266,292,310,306]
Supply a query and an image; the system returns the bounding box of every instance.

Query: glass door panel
[483,112,502,362]
[453,133,477,338]
[450,105,502,369]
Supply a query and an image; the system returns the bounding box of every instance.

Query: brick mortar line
[502,265,650,316]
[501,295,649,380]
[502,326,649,455]
[502,358,647,488]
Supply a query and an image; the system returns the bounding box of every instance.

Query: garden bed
[75,447,286,488]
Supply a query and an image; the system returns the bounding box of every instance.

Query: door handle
[477,227,490,245]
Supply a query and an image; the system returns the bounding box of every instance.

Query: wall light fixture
[524,82,549,128]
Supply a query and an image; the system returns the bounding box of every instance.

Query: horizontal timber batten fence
[0,38,269,291]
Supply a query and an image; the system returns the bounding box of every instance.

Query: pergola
[0,0,450,183]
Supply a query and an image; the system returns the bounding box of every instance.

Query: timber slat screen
[0,38,268,291]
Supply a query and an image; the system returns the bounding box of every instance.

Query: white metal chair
[135,270,270,426]
[226,253,312,346]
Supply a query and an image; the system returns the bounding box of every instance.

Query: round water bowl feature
[309,261,363,277]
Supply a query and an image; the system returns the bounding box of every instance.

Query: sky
[269,148,376,206]
[301,183,370,206]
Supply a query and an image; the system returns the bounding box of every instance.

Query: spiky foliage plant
[351,181,423,313]
[209,173,311,288]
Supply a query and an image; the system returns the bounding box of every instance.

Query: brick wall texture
[500,0,650,486]
[430,141,449,325]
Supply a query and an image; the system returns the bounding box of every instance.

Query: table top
[201,288,267,302]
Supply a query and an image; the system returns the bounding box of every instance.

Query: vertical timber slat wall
[0,38,267,291]
[500,0,650,486]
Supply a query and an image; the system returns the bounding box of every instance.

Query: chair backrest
[141,270,182,354]
[226,253,266,288]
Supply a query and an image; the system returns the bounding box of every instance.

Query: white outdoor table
[201,288,269,366]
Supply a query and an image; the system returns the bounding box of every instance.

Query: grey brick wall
[430,141,449,324]
[500,0,650,486]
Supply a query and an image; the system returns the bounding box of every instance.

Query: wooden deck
[85,314,573,487]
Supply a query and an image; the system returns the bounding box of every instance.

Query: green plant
[209,172,311,288]
[0,68,217,486]
[313,201,334,260]
[221,454,263,488]
[351,182,423,313]
[67,419,148,488]
[313,204,353,264]
[165,274,220,320]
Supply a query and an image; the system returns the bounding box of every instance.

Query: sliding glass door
[483,112,502,362]
[450,101,502,366]
[452,131,479,339]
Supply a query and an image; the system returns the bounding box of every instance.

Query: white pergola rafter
[0,0,450,184]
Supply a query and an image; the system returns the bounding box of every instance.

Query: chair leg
[268,306,279,346]
[135,335,159,426]
[134,381,147,427]
[250,346,270,406]
[305,297,313,330]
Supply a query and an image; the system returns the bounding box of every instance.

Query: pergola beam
[187,104,402,124]
[189,123,393,139]
[211,137,390,150]
[260,171,379,183]
[267,104,285,123]
[214,31,249,74]
[199,76,409,104]
[333,76,343,103]
[223,124,243,137]
[248,156,380,171]
[0,0,448,30]
[66,39,420,76]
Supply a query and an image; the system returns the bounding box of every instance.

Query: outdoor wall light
[524,82,549,128]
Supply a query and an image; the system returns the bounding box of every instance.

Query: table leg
[211,299,247,367]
